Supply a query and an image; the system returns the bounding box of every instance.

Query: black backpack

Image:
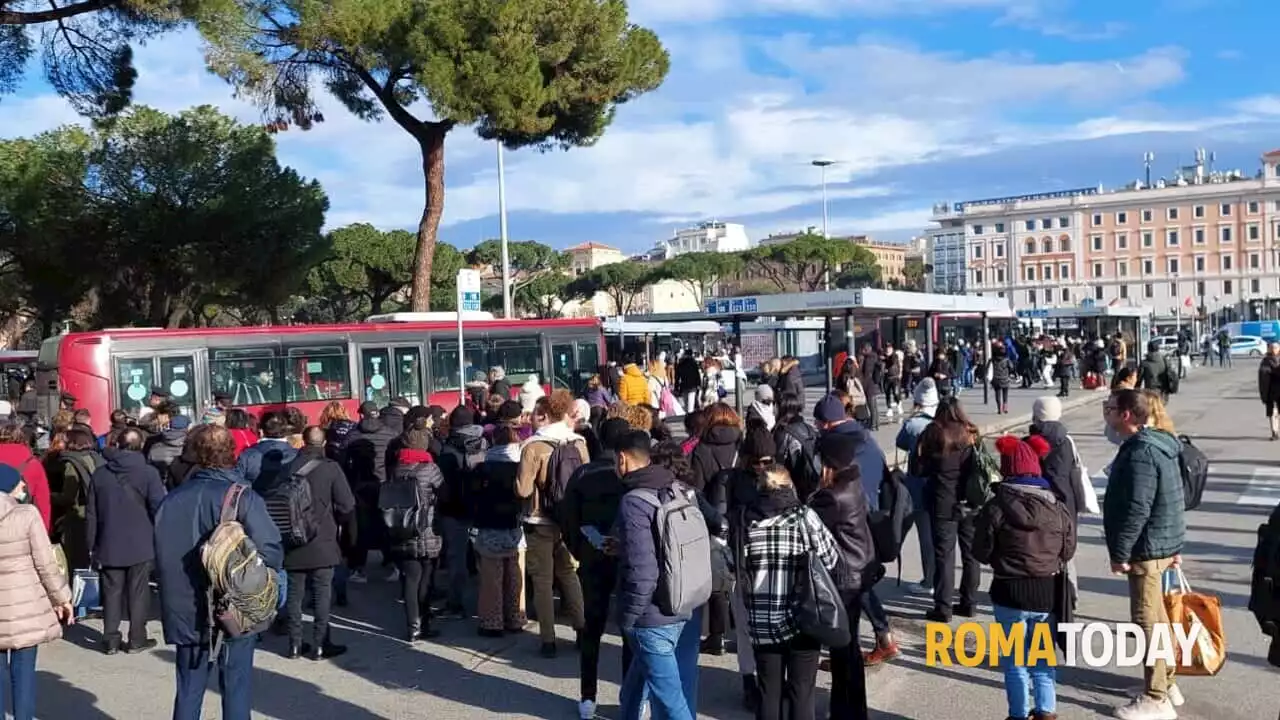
[380,468,425,542]
[537,439,585,519]
[1250,502,1280,658]
[780,424,822,501]
[263,459,321,548]
[1177,435,1209,511]
[870,464,912,567]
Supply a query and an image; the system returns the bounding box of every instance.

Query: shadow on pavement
[36,670,112,719]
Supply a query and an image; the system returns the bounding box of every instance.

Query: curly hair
[189,425,237,469]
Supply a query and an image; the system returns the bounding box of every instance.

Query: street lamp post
[813,159,836,290]
[497,141,512,318]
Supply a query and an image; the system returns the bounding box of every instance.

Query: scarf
[749,401,776,431]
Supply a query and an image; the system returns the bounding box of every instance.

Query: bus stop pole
[981,312,990,406]
[924,312,935,361]
[732,316,744,417]
[823,315,834,394]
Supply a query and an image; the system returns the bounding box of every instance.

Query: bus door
[548,337,600,396]
[113,351,204,419]
[356,344,425,407]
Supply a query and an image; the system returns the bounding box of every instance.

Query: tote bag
[791,509,850,648]
[1163,567,1227,676]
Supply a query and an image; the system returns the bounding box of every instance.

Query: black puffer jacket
[808,467,875,596]
[1259,355,1280,404]
[1137,351,1170,393]
[436,424,487,520]
[974,478,1076,579]
[386,459,444,559]
[342,417,396,492]
[689,424,741,512]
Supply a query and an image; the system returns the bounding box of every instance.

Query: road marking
[1238,466,1280,506]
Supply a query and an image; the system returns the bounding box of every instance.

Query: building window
[1194,227,1206,244]
[1091,234,1103,251]
[1144,283,1154,298]
[1169,282,1177,298]
[1042,238,1053,253]
[1249,223,1261,241]
[1168,258,1180,274]
[1142,259,1154,275]
[1117,233,1128,250]
[1225,279,1234,295]
[1252,278,1261,294]
[1025,266,1035,281]
[1025,239,1035,255]
[1197,280,1205,296]
[1043,288,1053,304]
[1223,255,1233,271]
[1059,288,1068,302]
[1142,231,1154,248]
[1116,211,1128,224]
[995,222,1005,233]
[1094,286,1103,300]
[1092,262,1103,278]
[996,268,1006,283]
[974,269,984,284]
[1118,261,1129,277]
[1025,220,1035,231]
[1059,237,1070,252]
[1092,213,1102,227]
[972,245,983,259]
[1251,253,1261,269]
[998,291,1006,299]
[1195,256,1205,272]
[1119,285,1129,299]
[972,224,984,235]
[995,243,1005,258]
[1221,203,1233,216]
[1167,229,1180,246]
[1044,265,1054,280]
[1041,218,1053,230]
[1058,216,1070,228]
[1142,209,1153,223]
[1222,226,1233,243]
[1026,290,1036,304]
[1060,263,1070,279]
[1167,207,1179,221]
[1194,205,1205,219]
[1249,200,1260,214]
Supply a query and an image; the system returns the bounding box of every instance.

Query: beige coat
[0,495,70,650]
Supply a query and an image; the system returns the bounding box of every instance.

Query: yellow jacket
[618,364,649,406]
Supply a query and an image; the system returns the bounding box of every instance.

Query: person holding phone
[0,462,74,720]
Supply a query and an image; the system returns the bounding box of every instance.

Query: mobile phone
[580,526,606,549]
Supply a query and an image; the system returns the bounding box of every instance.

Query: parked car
[1152,335,1181,355]
[1229,335,1267,358]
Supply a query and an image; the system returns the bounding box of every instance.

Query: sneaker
[125,639,158,654]
[348,570,368,584]
[1166,684,1184,708]
[905,581,932,595]
[1113,695,1177,720]
[863,639,900,666]
[578,699,597,719]
[386,568,401,583]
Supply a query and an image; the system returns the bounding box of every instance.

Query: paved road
[31,366,1279,718]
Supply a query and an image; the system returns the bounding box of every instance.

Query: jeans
[620,622,692,720]
[902,478,935,587]
[174,636,255,720]
[992,604,1056,718]
[1058,375,1070,397]
[651,606,702,720]
[439,516,472,611]
[525,524,584,643]
[0,647,37,720]
[578,557,619,702]
[397,557,438,631]
[753,634,821,720]
[286,567,335,647]
[994,385,1009,408]
[1129,557,1178,701]
[829,594,868,720]
[101,560,152,649]
[860,587,889,636]
[932,514,979,616]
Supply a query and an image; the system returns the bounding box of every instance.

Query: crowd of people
[0,333,1241,720]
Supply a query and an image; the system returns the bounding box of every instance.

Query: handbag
[1163,567,1227,676]
[1066,435,1100,515]
[790,508,851,648]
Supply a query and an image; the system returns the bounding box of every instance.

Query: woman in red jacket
[0,423,52,533]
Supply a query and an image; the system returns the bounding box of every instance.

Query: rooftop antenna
[1143,152,1155,188]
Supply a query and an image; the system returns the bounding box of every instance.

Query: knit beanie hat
[1032,396,1062,423]
[742,424,777,461]
[0,465,19,494]
[994,435,1050,478]
[913,378,939,411]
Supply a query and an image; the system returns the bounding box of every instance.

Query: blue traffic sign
[745,298,758,313]
[461,291,482,312]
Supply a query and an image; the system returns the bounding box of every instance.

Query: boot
[863,633,900,666]
[1031,713,1059,720]
[287,642,304,659]
[700,635,725,656]
[406,624,421,643]
[308,641,348,661]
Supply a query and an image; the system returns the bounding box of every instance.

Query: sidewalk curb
[975,389,1108,438]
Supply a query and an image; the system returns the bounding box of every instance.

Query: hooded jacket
[1260,355,1280,404]
[618,364,649,406]
[153,466,282,646]
[776,359,805,401]
[1137,351,1170,393]
[1027,420,1080,517]
[0,495,70,651]
[236,437,298,493]
[1103,428,1186,565]
[324,418,356,462]
[436,424,487,520]
[85,450,166,568]
[689,424,741,513]
[809,467,875,596]
[228,428,256,459]
[342,417,397,494]
[974,477,1076,612]
[614,463,688,631]
[48,448,103,570]
[145,428,187,479]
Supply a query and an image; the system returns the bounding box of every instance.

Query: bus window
[490,338,542,385]
[360,348,392,406]
[285,346,351,402]
[210,348,282,405]
[430,340,487,391]
[157,355,197,418]
[116,357,155,415]
[395,347,423,406]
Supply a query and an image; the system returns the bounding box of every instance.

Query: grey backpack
[635,484,713,617]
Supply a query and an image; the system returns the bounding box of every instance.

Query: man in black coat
[280,427,356,660]
[86,427,166,655]
[341,401,396,582]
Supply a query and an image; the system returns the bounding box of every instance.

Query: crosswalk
[1087,466,1280,507]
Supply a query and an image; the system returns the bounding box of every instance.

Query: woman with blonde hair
[319,401,356,461]
[646,359,670,416]
[1139,389,1176,435]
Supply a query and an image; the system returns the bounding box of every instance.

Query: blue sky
[4,0,1280,254]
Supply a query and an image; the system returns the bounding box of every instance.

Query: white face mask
[1105,423,1128,446]
[12,487,27,503]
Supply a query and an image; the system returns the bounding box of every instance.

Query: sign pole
[456,269,483,405]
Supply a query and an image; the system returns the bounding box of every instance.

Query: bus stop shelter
[703,288,1012,414]
[1014,305,1153,349]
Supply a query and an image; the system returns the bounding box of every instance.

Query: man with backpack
[276,427,355,661]
[435,406,488,618]
[341,401,396,583]
[614,429,708,720]
[154,425,282,720]
[517,390,588,657]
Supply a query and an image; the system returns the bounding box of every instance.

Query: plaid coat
[739,504,841,646]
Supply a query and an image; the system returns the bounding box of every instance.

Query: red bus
[35,313,604,435]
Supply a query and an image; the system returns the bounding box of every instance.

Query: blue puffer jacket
[235,438,298,493]
[614,464,690,632]
[153,467,282,646]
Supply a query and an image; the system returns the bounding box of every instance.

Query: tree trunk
[409,129,448,312]
[0,315,31,350]
[166,302,189,329]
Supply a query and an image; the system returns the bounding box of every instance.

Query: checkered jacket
[739,505,842,647]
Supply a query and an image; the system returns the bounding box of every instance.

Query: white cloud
[1235,96,1280,117]
[755,206,934,241]
[630,0,1036,25]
